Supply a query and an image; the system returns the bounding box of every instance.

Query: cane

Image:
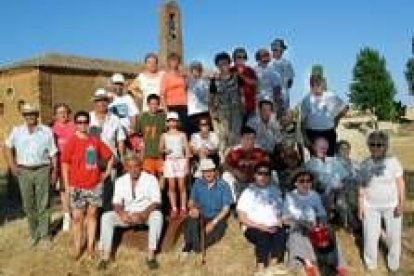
[199,214,206,265]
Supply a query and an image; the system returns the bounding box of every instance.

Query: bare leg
[167,178,177,211]
[178,177,187,211]
[71,208,85,259]
[86,205,98,255]
[158,175,165,191]
[60,190,69,213]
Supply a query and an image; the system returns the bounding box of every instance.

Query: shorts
[163,158,188,178]
[70,184,103,209]
[143,157,163,176]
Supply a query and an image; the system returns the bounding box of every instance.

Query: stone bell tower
[159,1,183,68]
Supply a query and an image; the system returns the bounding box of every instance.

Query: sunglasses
[76,120,89,125]
[369,143,385,148]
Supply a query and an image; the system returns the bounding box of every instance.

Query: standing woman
[160,52,190,135]
[159,112,191,218]
[300,74,348,156]
[62,111,113,259]
[358,131,405,273]
[129,53,165,112]
[52,103,76,232]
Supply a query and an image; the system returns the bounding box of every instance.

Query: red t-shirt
[231,65,257,113]
[225,145,269,182]
[61,135,112,189]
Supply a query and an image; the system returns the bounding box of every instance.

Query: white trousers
[100,210,163,253]
[363,206,401,271]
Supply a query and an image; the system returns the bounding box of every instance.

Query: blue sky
[1,0,413,105]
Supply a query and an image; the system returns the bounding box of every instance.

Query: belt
[18,164,49,170]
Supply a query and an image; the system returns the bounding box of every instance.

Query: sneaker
[267,264,289,275]
[62,213,71,232]
[146,258,159,270]
[337,266,347,276]
[304,264,317,276]
[182,244,192,253]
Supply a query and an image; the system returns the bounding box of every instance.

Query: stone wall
[0,69,40,169]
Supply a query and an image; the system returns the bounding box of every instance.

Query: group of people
[3,37,406,275]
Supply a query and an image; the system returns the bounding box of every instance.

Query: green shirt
[136,112,166,158]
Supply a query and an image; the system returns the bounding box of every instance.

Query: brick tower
[159,1,183,68]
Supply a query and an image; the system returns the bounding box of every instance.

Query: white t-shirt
[190,132,219,152]
[135,71,164,112]
[108,94,139,129]
[305,156,349,192]
[112,172,161,213]
[283,189,327,224]
[89,111,126,157]
[254,65,282,100]
[300,92,346,130]
[187,77,210,116]
[237,184,283,227]
[359,156,403,208]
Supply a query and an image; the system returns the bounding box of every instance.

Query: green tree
[349,47,397,120]
[405,57,414,95]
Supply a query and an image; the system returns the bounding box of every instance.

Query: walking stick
[199,214,206,265]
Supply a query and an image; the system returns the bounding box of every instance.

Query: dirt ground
[1,122,414,276]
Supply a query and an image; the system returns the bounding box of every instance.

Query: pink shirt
[52,121,76,154]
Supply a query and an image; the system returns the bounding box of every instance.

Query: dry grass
[1,124,414,276]
[1,216,414,276]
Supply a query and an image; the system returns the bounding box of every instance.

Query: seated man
[246,97,283,155]
[98,153,163,270]
[183,159,233,253]
[223,126,269,200]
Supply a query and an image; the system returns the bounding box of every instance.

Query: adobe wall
[0,69,40,169]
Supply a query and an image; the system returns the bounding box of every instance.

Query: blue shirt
[190,177,233,219]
